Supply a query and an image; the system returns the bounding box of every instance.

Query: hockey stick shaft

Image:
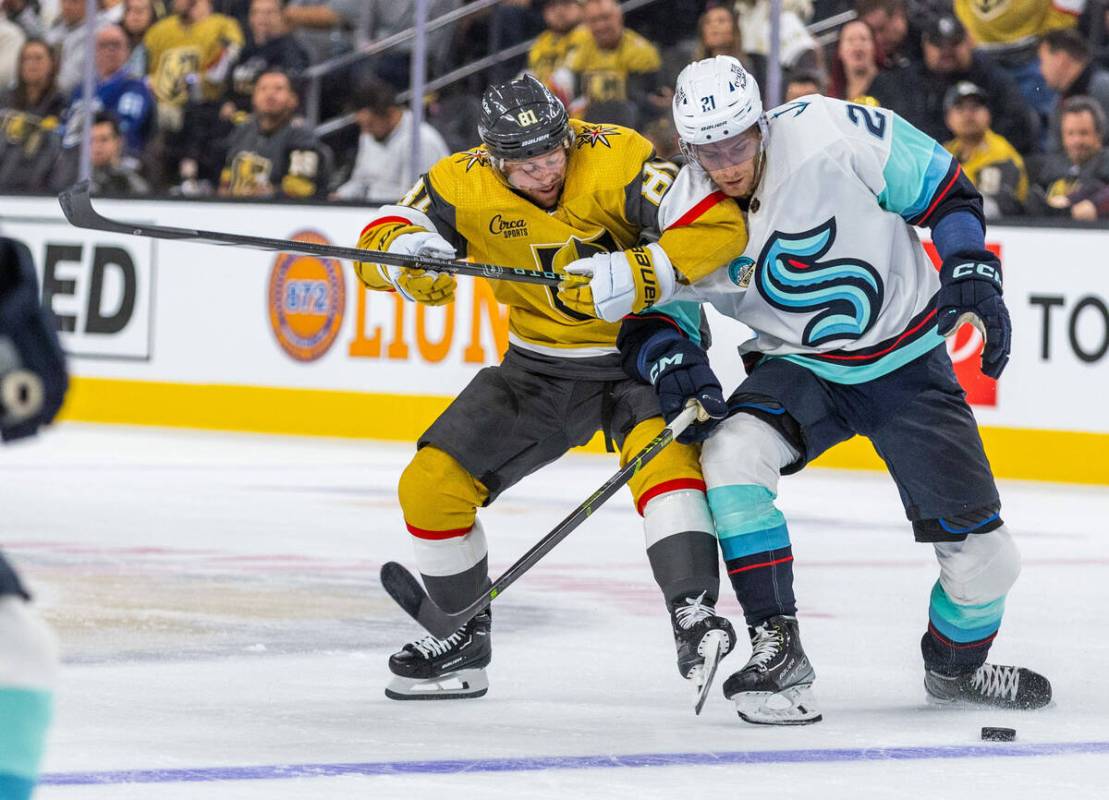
[380,403,701,638]
[57,181,562,287]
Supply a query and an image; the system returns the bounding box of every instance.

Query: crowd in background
[3,0,1109,221]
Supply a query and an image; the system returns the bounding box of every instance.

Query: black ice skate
[671,592,737,714]
[722,615,822,725]
[924,663,1052,710]
[385,610,491,700]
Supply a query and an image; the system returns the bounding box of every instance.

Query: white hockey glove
[557,243,677,322]
[386,231,458,306]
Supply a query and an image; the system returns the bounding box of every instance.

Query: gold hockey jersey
[355,119,746,357]
[954,0,1081,48]
[528,26,592,85]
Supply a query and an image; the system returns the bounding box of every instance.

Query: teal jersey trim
[0,774,34,800]
[0,687,52,782]
[649,300,703,346]
[877,115,954,221]
[928,581,1006,643]
[774,329,944,385]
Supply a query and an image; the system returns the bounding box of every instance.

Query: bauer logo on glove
[557,242,677,322]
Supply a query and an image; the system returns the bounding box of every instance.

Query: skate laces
[410,629,465,659]
[674,591,716,630]
[748,622,784,669]
[970,664,1020,701]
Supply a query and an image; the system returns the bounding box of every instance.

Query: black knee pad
[912,502,1003,543]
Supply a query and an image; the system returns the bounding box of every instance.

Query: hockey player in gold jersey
[354,75,747,703]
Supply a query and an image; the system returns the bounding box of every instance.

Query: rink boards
[0,194,1106,484]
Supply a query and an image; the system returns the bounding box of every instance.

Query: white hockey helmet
[673,56,764,171]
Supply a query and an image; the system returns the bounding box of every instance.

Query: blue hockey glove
[935,251,1011,379]
[0,238,68,442]
[643,335,728,444]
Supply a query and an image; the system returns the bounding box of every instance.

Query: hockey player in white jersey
[561,56,1052,724]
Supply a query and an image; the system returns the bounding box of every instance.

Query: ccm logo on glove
[951,262,1000,285]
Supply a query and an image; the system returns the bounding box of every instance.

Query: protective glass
[685,128,761,172]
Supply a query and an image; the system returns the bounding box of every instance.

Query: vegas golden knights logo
[532,230,620,320]
[153,47,201,104]
[228,151,274,194]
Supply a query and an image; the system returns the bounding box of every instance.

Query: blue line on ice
[41,741,1109,785]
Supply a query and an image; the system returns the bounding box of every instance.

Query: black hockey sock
[648,530,721,607]
[724,546,798,625]
[422,556,491,615]
[921,626,994,675]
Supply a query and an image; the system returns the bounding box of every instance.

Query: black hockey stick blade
[380,404,701,638]
[57,182,561,286]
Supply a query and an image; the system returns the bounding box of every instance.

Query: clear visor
[498,146,569,183]
[685,128,761,172]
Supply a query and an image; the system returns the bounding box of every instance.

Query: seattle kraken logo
[755,218,883,347]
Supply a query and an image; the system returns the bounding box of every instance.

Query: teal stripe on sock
[928,581,1005,643]
[0,687,53,783]
[717,523,791,561]
[707,484,786,537]
[0,773,35,800]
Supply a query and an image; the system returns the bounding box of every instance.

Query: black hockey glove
[935,250,1011,379]
[643,335,728,444]
[0,238,68,442]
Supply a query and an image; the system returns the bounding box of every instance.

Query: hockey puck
[981,727,1016,742]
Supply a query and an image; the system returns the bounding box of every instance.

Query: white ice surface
[2,423,1107,800]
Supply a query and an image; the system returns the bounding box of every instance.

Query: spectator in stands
[334,78,448,201]
[854,0,920,68]
[0,15,26,89]
[827,18,879,101]
[0,39,65,192]
[121,0,161,76]
[734,0,823,81]
[222,0,308,116]
[100,0,125,24]
[943,81,1027,219]
[144,0,243,185]
[1029,96,1109,220]
[1038,28,1109,150]
[954,0,1081,121]
[3,0,46,40]
[86,111,151,193]
[528,0,589,102]
[692,4,762,82]
[45,0,105,95]
[568,0,662,126]
[870,13,1036,154]
[65,24,155,155]
[784,70,824,101]
[283,0,364,63]
[219,68,331,198]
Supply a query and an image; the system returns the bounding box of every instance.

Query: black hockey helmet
[478,74,572,162]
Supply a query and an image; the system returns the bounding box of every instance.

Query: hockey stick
[57,181,561,287]
[380,403,701,638]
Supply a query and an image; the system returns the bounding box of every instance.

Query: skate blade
[690,629,728,716]
[732,683,822,726]
[384,669,489,701]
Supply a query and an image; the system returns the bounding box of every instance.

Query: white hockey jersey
[667,94,961,384]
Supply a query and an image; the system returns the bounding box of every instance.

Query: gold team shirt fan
[954,0,1083,47]
[528,25,593,85]
[144,12,244,106]
[569,29,661,106]
[355,118,746,357]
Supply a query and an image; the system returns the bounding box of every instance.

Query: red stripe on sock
[636,478,706,516]
[928,622,998,649]
[406,523,473,540]
[727,555,794,575]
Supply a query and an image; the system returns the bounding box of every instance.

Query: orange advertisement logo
[923,241,1001,407]
[268,230,346,362]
